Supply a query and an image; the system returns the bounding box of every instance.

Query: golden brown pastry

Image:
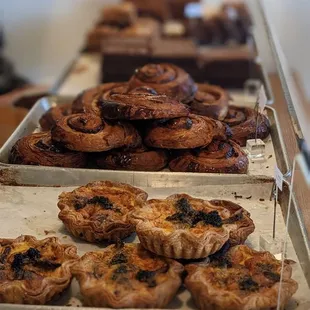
[58,181,148,242]
[0,235,78,305]
[223,106,270,146]
[128,63,197,103]
[71,242,183,308]
[169,140,248,174]
[51,113,141,152]
[9,132,87,168]
[185,245,298,310]
[144,114,231,149]
[131,194,254,259]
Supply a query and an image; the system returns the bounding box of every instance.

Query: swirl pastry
[185,245,298,310]
[51,113,141,152]
[9,132,87,168]
[58,181,148,242]
[190,84,229,120]
[128,63,197,103]
[223,106,270,146]
[0,235,78,305]
[169,140,248,174]
[130,194,254,259]
[71,243,183,308]
[144,114,231,149]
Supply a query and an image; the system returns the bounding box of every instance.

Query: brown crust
[0,235,78,305]
[58,181,148,242]
[71,243,183,308]
[144,114,231,149]
[51,113,141,152]
[169,140,249,174]
[185,245,298,310]
[9,132,87,168]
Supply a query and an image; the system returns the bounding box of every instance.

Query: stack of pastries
[9,63,270,174]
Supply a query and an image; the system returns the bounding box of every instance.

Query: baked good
[190,84,229,120]
[128,63,197,104]
[169,140,248,174]
[185,245,298,310]
[144,114,231,149]
[71,242,183,308]
[223,106,270,146]
[96,144,168,171]
[131,194,254,259]
[0,235,78,304]
[9,132,87,168]
[58,181,148,242]
[51,113,141,152]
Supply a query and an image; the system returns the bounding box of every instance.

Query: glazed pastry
[190,84,229,120]
[131,194,254,259]
[185,245,298,310]
[144,114,231,149]
[58,181,148,242]
[223,106,270,146]
[169,140,248,174]
[9,132,87,168]
[96,144,168,171]
[71,243,183,308]
[0,235,78,305]
[51,113,141,152]
[128,63,197,104]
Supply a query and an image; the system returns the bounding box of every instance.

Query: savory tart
[58,181,148,242]
[72,242,183,308]
[185,245,298,310]
[0,235,78,305]
[131,194,254,259]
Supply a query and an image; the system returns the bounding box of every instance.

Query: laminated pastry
[0,235,78,305]
[223,106,270,146]
[190,84,229,120]
[128,63,197,104]
[71,242,183,308]
[131,194,254,259]
[51,113,141,152]
[169,140,248,174]
[58,181,148,242]
[96,144,168,171]
[185,245,298,310]
[144,114,231,149]
[9,132,87,168]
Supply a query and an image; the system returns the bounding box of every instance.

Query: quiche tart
[58,181,148,242]
[0,235,78,305]
[72,242,183,308]
[131,194,254,259]
[185,245,298,310]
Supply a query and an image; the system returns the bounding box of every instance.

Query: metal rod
[273,186,278,239]
[254,101,259,142]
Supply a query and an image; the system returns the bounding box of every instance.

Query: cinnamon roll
[169,140,248,174]
[223,106,270,146]
[190,84,229,120]
[128,63,197,104]
[9,132,87,168]
[144,114,231,149]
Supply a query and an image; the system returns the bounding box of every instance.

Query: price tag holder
[274,165,283,191]
[258,85,267,113]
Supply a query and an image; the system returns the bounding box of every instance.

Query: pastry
[128,63,197,104]
[223,106,270,146]
[185,245,298,310]
[9,132,87,168]
[71,242,183,308]
[169,140,248,174]
[144,114,231,149]
[51,113,141,152]
[0,235,78,304]
[131,194,254,259]
[96,144,168,171]
[58,181,148,242]
[190,84,229,120]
